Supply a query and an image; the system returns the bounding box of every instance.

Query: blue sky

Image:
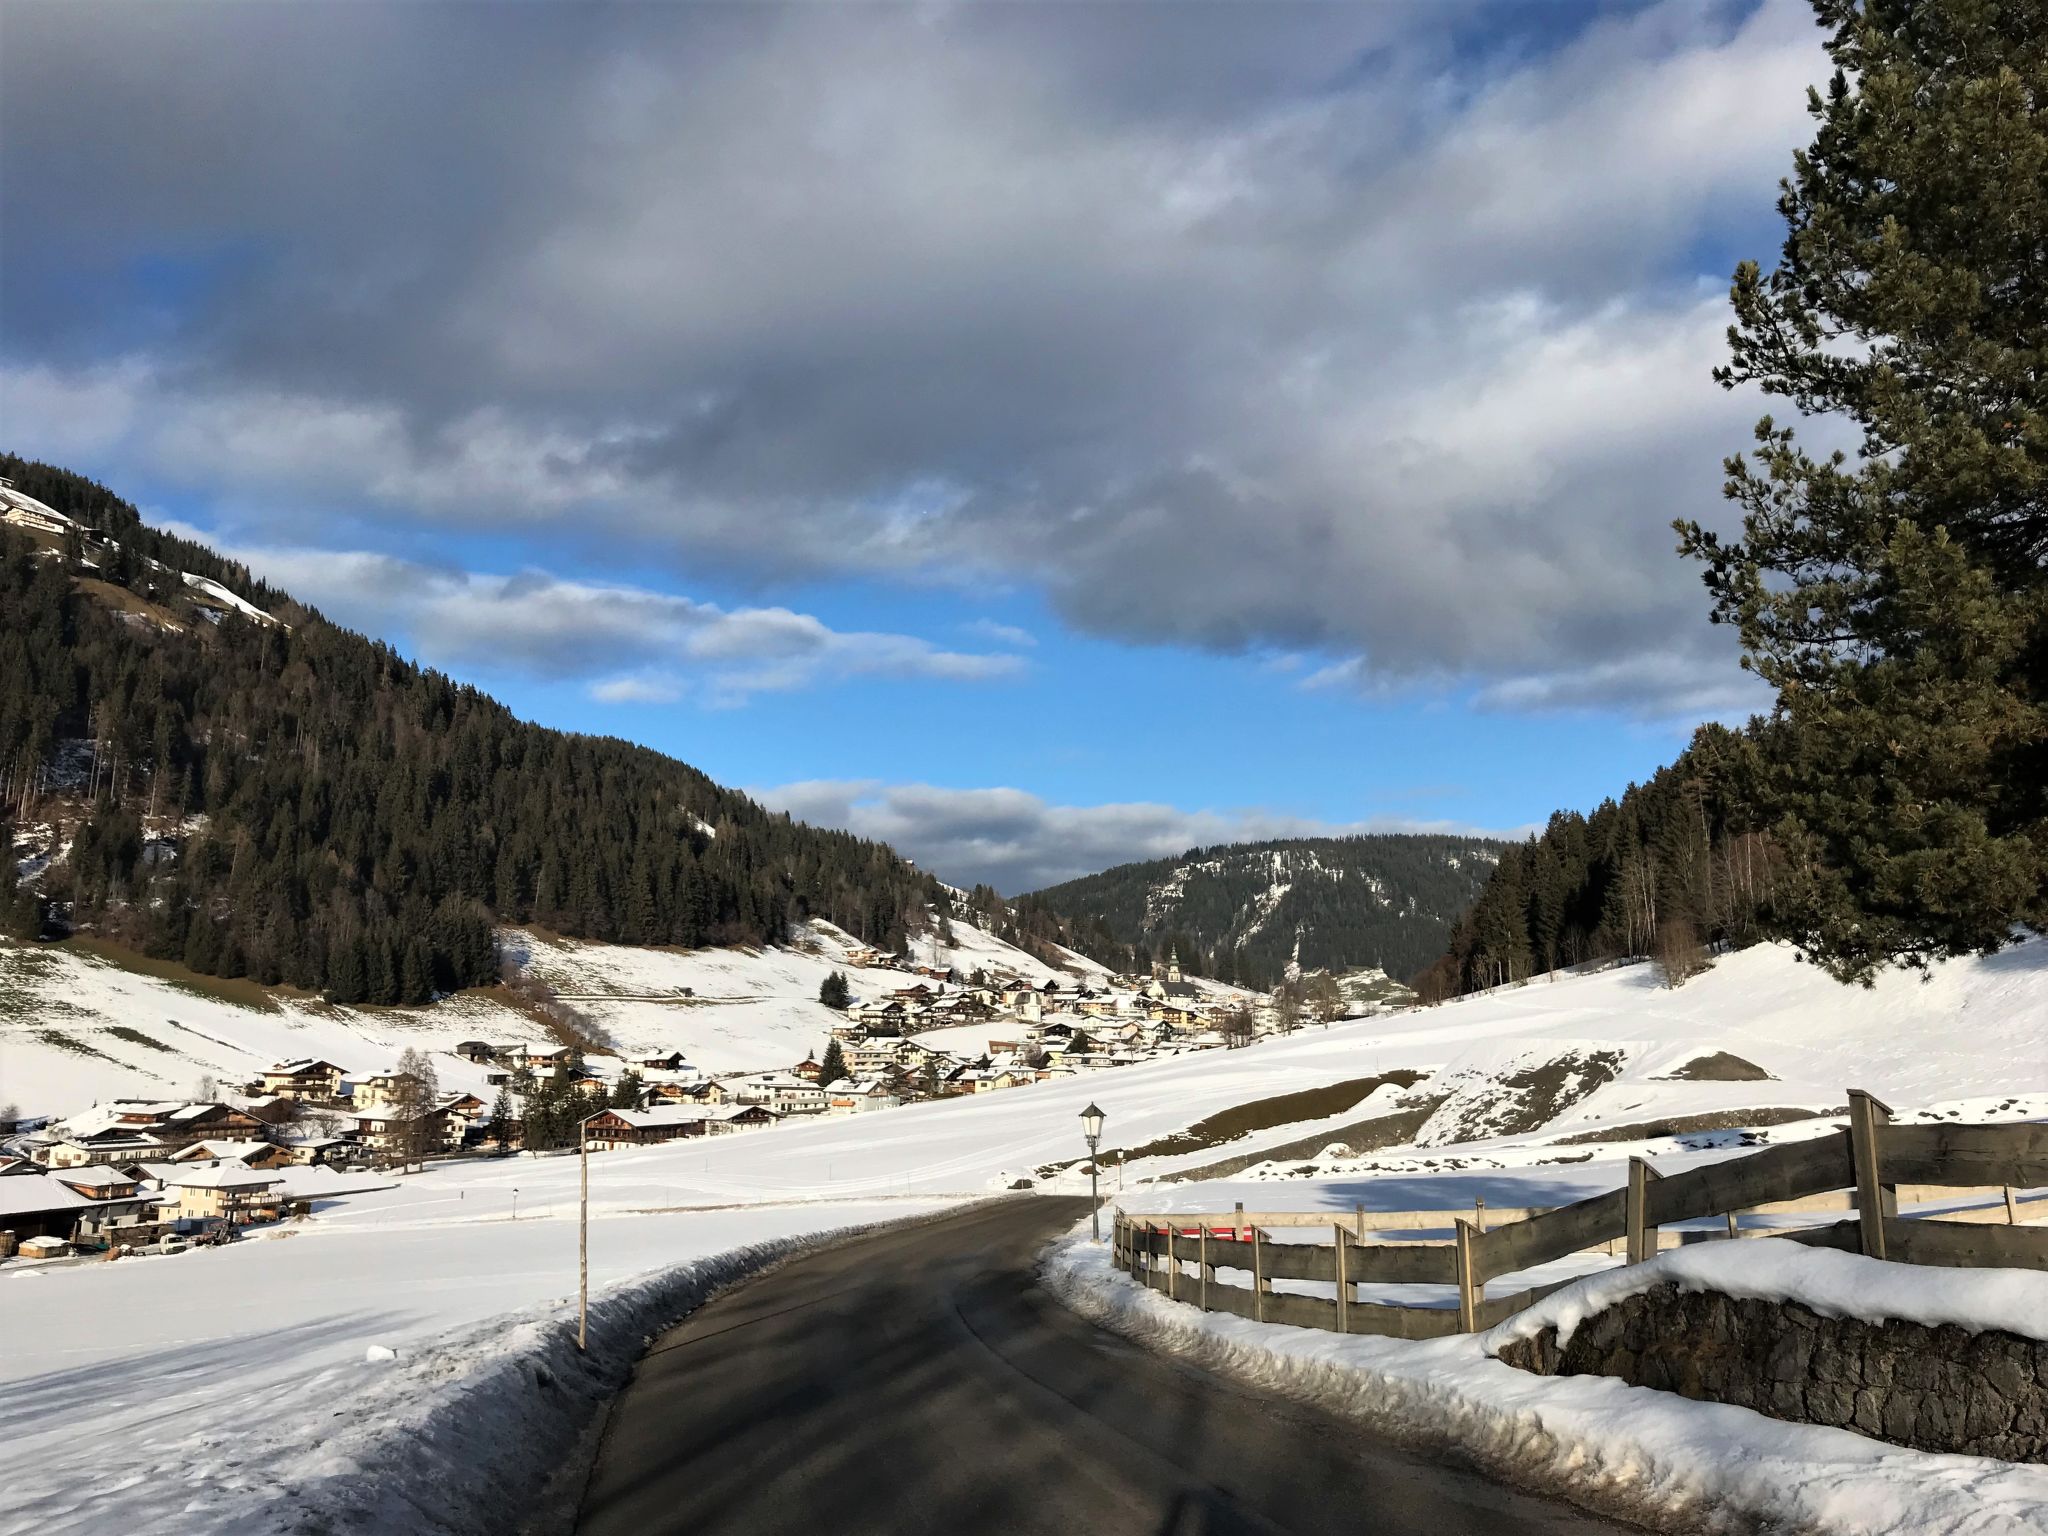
[0,0,1825,891]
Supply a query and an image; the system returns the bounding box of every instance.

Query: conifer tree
[819,1037,848,1084]
[1677,0,2048,978]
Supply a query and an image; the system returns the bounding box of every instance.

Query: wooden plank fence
[1112,1090,2048,1339]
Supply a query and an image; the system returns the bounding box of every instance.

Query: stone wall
[1496,1282,2048,1463]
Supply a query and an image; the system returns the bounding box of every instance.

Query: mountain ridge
[1020,833,1505,990]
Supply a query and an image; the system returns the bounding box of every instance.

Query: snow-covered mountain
[1027,834,1503,988]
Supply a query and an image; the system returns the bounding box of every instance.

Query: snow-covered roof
[50,1164,135,1190]
[599,1107,710,1129]
[162,1165,285,1190]
[0,1177,91,1218]
[171,1139,273,1163]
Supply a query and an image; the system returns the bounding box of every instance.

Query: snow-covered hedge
[1042,1232,2048,1535]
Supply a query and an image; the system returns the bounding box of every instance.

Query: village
[0,944,1357,1266]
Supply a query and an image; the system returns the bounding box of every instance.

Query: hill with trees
[0,455,942,1003]
[1018,834,1504,990]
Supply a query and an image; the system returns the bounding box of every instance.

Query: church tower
[1167,947,1182,984]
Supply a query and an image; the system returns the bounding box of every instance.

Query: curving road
[575,1197,1632,1536]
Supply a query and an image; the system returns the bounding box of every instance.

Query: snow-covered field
[1,1166,961,1533]
[6,935,2044,1533]
[0,917,1112,1110]
[1045,1232,2048,1536]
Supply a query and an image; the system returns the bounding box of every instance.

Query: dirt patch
[1118,1071,1426,1164]
[107,1025,179,1054]
[1162,1100,1446,1183]
[1552,1105,1840,1145]
[1417,1048,1626,1146]
[73,575,186,631]
[1656,1052,1773,1082]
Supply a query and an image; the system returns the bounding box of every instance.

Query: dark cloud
[1,0,1826,716]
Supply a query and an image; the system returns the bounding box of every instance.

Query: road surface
[575,1197,1632,1536]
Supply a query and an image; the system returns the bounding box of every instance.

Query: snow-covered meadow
[4,933,2044,1532]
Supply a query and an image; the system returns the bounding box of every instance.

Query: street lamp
[1080,1102,1106,1241]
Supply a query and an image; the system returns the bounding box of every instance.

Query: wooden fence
[1113,1090,2048,1339]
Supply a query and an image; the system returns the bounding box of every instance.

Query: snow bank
[1484,1238,2048,1353]
[1043,1233,2048,1536]
[104,1208,973,1535]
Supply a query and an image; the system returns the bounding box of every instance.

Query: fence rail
[1113,1089,2048,1338]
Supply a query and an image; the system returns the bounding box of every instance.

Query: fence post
[1474,1195,1487,1233]
[1234,1200,1246,1241]
[1848,1088,1896,1260]
[1626,1157,1662,1265]
[1251,1226,1267,1323]
[1199,1226,1210,1311]
[1724,1209,1739,1240]
[1454,1218,1478,1333]
[2007,1186,2021,1226]
[1355,1202,1366,1241]
[1334,1223,1351,1334]
[1167,1222,1178,1301]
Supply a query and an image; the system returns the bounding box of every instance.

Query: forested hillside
[1020,834,1503,989]
[1413,723,1779,1000]
[0,456,940,1003]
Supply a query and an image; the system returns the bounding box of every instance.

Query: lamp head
[1080,1102,1105,1142]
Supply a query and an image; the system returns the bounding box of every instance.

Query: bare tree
[391,1047,442,1169]
[1655,916,1706,989]
[1268,988,1300,1035]
[1221,1006,1256,1049]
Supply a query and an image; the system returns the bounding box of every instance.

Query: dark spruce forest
[0,455,942,1004]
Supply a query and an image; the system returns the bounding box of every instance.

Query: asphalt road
[575,1197,1634,1536]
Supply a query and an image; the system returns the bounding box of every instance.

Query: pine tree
[490,1087,515,1149]
[1677,0,2048,979]
[819,1037,848,1084]
[818,970,851,1009]
[610,1070,644,1110]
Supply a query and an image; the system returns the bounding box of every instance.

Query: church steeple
[1167,947,1181,984]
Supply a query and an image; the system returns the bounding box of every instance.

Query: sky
[0,0,1827,893]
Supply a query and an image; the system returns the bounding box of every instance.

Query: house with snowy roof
[259,1059,349,1100]
[582,1105,709,1151]
[161,1165,287,1224]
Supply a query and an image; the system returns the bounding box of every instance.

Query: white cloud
[589,675,684,705]
[157,531,1024,703]
[962,618,1037,649]
[753,779,1518,894]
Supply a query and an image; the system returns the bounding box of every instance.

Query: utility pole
[578,1113,594,1351]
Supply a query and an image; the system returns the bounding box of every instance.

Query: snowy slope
[0,916,1127,1112]
[3,936,2044,1534]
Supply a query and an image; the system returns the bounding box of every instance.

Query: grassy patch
[65,936,296,1013]
[1119,1070,1427,1164]
[107,1024,179,1054]
[37,1027,120,1062]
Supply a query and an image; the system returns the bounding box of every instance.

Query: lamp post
[1080,1102,1106,1241]
[510,1187,519,1222]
